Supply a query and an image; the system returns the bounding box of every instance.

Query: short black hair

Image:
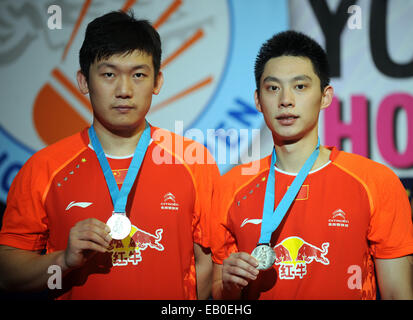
[254,30,330,92]
[79,10,162,81]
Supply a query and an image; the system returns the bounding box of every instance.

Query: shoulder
[330,147,399,183]
[150,126,220,188]
[7,129,88,199]
[150,125,217,166]
[329,147,406,212]
[216,156,271,199]
[26,129,87,169]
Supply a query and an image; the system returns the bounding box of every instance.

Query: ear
[254,90,263,113]
[320,85,334,110]
[77,70,89,95]
[153,71,164,95]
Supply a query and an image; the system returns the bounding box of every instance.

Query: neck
[90,120,147,157]
[272,134,330,173]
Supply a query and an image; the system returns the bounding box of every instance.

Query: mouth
[276,114,299,125]
[113,105,135,113]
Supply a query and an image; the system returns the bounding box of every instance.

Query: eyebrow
[97,62,151,71]
[263,75,313,83]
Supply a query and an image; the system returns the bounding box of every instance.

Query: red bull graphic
[273,236,329,280]
[108,225,164,267]
[131,227,164,251]
[273,243,292,263]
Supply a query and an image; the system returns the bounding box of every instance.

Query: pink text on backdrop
[377,93,413,168]
[324,93,413,168]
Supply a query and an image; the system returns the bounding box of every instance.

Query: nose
[115,75,133,99]
[279,88,294,108]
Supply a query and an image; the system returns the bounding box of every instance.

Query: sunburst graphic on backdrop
[32,0,223,145]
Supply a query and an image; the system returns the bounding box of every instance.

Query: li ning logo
[161,192,179,211]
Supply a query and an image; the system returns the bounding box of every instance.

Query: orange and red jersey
[211,147,413,299]
[0,125,219,299]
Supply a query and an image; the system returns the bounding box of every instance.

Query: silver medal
[106,213,132,240]
[251,244,276,270]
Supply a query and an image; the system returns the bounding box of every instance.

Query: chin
[272,131,303,144]
[105,122,142,134]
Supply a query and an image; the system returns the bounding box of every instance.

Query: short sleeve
[0,156,49,251]
[210,174,238,264]
[190,148,220,248]
[367,167,413,259]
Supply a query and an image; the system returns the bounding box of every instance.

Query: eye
[267,85,279,92]
[133,73,146,78]
[295,84,306,90]
[103,72,114,78]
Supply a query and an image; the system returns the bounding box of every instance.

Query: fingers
[71,218,112,253]
[64,218,114,269]
[67,218,112,259]
[222,252,259,288]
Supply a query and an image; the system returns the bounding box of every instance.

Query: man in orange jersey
[0,11,219,299]
[211,31,413,300]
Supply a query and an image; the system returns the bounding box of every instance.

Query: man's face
[255,55,333,143]
[77,50,163,133]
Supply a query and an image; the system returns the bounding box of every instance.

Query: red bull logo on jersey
[108,225,164,267]
[273,236,329,280]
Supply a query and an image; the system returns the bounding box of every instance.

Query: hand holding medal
[63,218,112,270]
[221,252,260,297]
[250,244,276,270]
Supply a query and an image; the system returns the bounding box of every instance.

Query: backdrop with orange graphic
[0,0,412,213]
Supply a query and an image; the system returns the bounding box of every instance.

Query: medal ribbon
[88,121,151,214]
[259,138,320,244]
